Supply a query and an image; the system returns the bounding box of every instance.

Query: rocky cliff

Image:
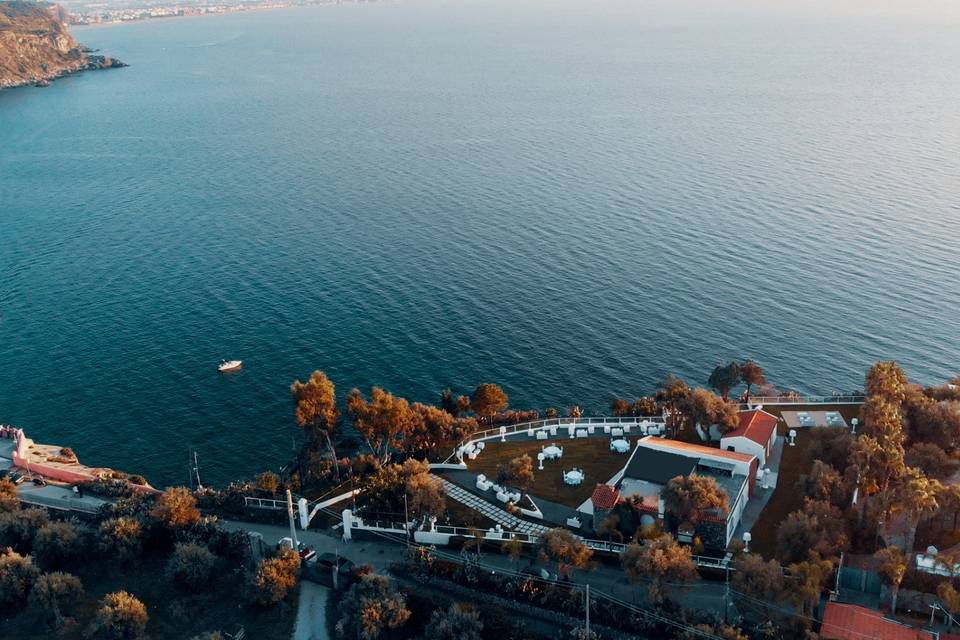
[0,0,125,89]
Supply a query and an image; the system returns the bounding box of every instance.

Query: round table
[611,438,630,453]
[563,470,584,485]
[543,445,562,459]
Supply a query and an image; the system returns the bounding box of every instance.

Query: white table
[610,439,630,453]
[563,470,584,486]
[542,445,563,459]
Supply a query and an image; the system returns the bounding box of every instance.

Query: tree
[89,591,148,640]
[424,603,483,640]
[252,547,300,606]
[501,538,523,569]
[684,388,738,434]
[786,553,833,618]
[611,398,631,417]
[656,375,692,437]
[0,508,49,553]
[906,399,960,449]
[347,387,415,464]
[620,535,696,605]
[568,405,583,418]
[98,517,142,563]
[740,361,766,395]
[167,542,217,592]
[496,454,535,498]
[865,361,908,402]
[404,460,446,521]
[291,371,341,478]
[731,553,784,604]
[806,428,854,472]
[937,582,960,630]
[29,571,83,628]
[255,470,280,495]
[0,478,19,513]
[775,507,847,564]
[797,460,847,507]
[33,520,87,570]
[405,403,476,456]
[151,487,200,528]
[874,547,907,614]
[0,547,40,606]
[336,573,410,640]
[662,474,729,526]
[470,383,509,423]
[631,397,658,416]
[708,362,741,400]
[538,528,593,579]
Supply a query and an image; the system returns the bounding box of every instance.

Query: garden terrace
[461,437,631,508]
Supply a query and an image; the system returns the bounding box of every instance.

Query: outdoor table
[542,444,563,459]
[610,438,630,453]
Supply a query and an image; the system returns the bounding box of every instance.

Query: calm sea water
[2,0,959,487]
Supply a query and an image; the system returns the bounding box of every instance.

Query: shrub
[98,517,143,562]
[251,548,299,606]
[80,478,135,498]
[0,478,19,512]
[255,471,280,495]
[151,487,200,528]
[89,591,149,640]
[29,571,83,627]
[0,547,40,606]
[33,520,87,570]
[166,542,216,592]
[0,508,49,552]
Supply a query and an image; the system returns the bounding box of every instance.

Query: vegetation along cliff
[0,0,124,89]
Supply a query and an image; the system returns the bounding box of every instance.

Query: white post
[286,489,299,550]
[298,497,310,530]
[342,509,353,541]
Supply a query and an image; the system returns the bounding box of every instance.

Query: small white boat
[218,359,242,372]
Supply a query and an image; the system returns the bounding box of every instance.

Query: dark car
[8,472,25,485]
[32,476,47,486]
[309,552,356,588]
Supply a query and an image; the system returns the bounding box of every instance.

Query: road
[218,519,733,617]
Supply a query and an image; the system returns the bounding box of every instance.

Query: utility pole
[286,489,299,550]
[193,451,203,491]
[404,493,411,549]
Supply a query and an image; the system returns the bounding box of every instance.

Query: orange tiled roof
[591,484,621,510]
[639,437,755,463]
[821,603,935,640]
[723,409,778,448]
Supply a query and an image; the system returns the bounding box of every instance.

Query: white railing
[449,415,666,461]
[243,496,290,511]
[746,395,865,405]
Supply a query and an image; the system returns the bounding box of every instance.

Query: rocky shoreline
[0,0,127,90]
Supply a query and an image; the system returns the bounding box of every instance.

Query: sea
[1,0,959,487]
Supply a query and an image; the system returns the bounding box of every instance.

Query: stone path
[439,478,551,535]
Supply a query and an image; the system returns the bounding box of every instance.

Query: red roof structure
[820,603,935,640]
[590,484,621,510]
[724,409,778,447]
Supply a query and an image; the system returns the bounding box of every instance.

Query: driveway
[293,581,330,640]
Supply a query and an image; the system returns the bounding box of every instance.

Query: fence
[448,415,667,461]
[746,395,865,405]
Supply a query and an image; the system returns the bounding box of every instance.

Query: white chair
[576,429,588,439]
[566,516,582,528]
[496,492,510,503]
[588,425,596,435]
[612,428,623,437]
[536,431,548,441]
[476,441,485,451]
[603,425,611,434]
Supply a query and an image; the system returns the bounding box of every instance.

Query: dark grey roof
[622,447,697,486]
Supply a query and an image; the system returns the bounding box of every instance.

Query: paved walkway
[292,581,330,640]
[438,478,552,535]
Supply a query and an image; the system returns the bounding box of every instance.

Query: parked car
[276,537,317,565]
[8,472,25,485]
[32,476,47,486]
